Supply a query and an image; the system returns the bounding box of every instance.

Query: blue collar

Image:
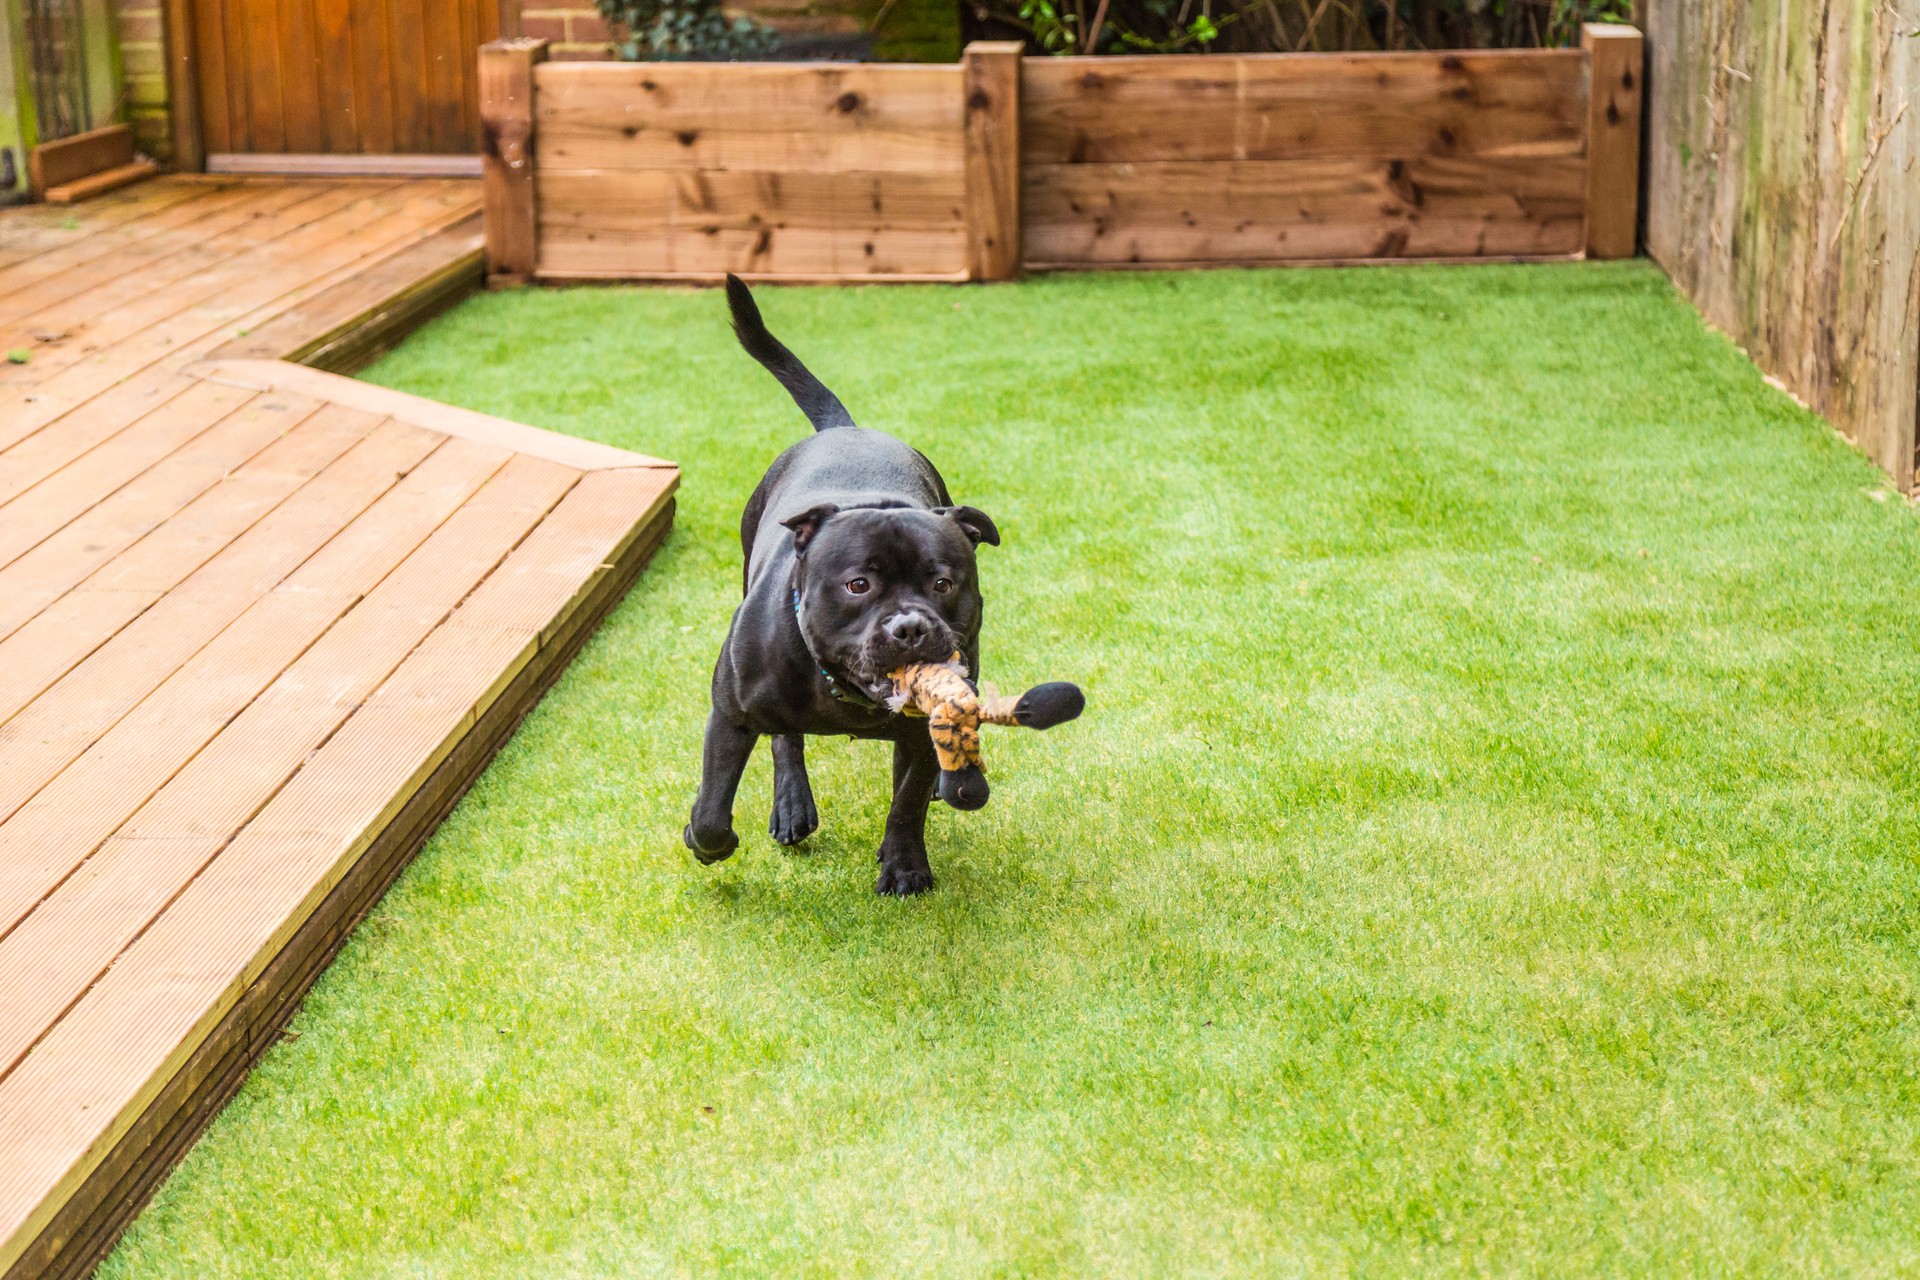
[792,588,883,711]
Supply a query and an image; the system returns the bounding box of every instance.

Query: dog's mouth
[846,631,956,700]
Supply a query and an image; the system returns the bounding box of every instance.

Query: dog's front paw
[684,821,740,865]
[769,791,819,847]
[875,862,934,897]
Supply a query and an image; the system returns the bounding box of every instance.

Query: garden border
[480,25,1643,286]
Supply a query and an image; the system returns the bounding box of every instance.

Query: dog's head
[786,503,999,702]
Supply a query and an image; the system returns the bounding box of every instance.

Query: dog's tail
[725,274,855,431]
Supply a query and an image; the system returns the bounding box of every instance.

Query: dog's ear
[781,503,840,553]
[934,505,1000,548]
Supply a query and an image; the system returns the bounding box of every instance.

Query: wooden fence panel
[1644,0,1920,490]
[1021,49,1589,268]
[532,61,971,281]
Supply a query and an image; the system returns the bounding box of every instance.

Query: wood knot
[676,129,699,146]
[622,124,640,138]
[837,92,863,113]
[967,89,992,112]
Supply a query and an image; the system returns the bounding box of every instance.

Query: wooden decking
[0,178,678,1280]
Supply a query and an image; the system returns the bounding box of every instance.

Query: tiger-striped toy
[886,657,1085,811]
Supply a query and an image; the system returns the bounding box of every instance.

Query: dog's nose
[884,612,933,647]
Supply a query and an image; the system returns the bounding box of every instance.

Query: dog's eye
[932,577,954,594]
[845,577,870,595]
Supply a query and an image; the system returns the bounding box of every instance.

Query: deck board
[0,177,678,1280]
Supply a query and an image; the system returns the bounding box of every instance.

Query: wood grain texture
[1021,48,1593,269]
[535,61,965,175]
[531,61,969,281]
[27,126,137,197]
[0,176,681,1280]
[481,39,549,284]
[44,161,160,206]
[962,42,1022,281]
[0,470,675,1280]
[1581,23,1643,259]
[536,167,968,279]
[1020,50,1586,165]
[1024,154,1586,266]
[191,0,499,156]
[186,359,673,469]
[1643,0,1917,489]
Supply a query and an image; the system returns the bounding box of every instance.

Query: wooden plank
[206,153,485,176]
[0,183,480,444]
[0,418,433,838]
[420,0,466,152]
[534,61,965,175]
[186,359,674,469]
[481,39,549,285]
[0,369,202,471]
[0,380,263,572]
[389,0,432,157]
[351,0,400,154]
[0,183,298,324]
[1019,50,1586,165]
[0,391,323,647]
[0,182,401,389]
[0,456,577,1084]
[0,433,506,942]
[0,181,224,270]
[534,167,968,279]
[192,0,234,154]
[0,407,375,719]
[962,41,1022,281]
[164,0,206,171]
[45,160,160,206]
[26,125,136,198]
[0,476,675,1280]
[1581,23,1643,260]
[277,0,329,155]
[207,216,485,372]
[242,0,290,152]
[1022,154,1588,266]
[314,0,361,152]
[0,184,343,358]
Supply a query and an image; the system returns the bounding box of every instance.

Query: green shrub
[983,0,1634,55]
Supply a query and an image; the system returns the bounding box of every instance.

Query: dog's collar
[791,588,885,711]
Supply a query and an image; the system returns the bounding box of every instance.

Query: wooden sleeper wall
[482,29,1641,284]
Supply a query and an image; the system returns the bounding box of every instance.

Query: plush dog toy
[887,657,1085,811]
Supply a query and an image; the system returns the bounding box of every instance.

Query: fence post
[962,41,1024,282]
[480,38,548,287]
[1582,23,1644,260]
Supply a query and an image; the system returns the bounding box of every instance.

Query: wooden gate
[189,0,501,159]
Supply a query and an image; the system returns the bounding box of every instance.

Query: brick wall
[516,4,617,59]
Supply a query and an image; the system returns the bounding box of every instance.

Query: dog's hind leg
[875,725,938,896]
[769,734,819,846]
[686,710,757,864]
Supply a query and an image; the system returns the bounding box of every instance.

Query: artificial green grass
[101,264,1920,1277]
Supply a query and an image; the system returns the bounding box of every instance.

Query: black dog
[684,276,1001,896]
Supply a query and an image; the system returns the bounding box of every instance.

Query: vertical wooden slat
[314,0,361,152]
[480,39,547,286]
[164,0,206,169]
[419,0,462,152]
[388,0,431,153]
[1582,22,1644,260]
[284,0,330,152]
[961,41,1022,281]
[353,0,399,152]
[239,0,288,151]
